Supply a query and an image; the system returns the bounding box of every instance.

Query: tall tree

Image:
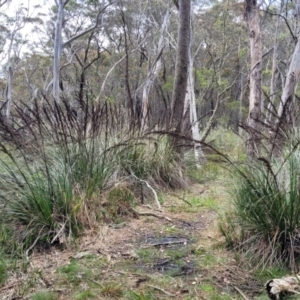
[141,9,170,130]
[170,0,190,154]
[52,0,105,102]
[244,0,262,158]
[2,4,28,119]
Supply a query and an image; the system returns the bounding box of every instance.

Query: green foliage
[161,75,174,93]
[221,151,300,269]
[195,68,214,89]
[226,100,240,110]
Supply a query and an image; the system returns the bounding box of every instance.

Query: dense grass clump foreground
[0,99,188,254]
[221,149,300,270]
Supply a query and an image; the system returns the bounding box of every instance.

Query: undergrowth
[0,98,190,255]
[220,149,300,270]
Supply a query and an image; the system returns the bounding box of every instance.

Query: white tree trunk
[184,7,205,167]
[266,2,283,125]
[5,41,12,119]
[52,0,105,102]
[277,39,300,123]
[245,0,262,158]
[4,6,26,119]
[53,0,64,102]
[141,10,170,130]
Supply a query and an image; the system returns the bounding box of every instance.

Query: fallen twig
[130,173,161,210]
[142,238,188,248]
[129,207,172,222]
[176,195,193,206]
[0,281,18,292]
[147,284,177,297]
[233,286,250,300]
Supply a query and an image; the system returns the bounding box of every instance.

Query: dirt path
[1,183,264,300]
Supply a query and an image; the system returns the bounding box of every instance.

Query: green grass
[74,290,96,300]
[126,290,155,300]
[57,260,84,285]
[30,291,58,300]
[220,150,300,270]
[0,258,7,285]
[198,283,233,300]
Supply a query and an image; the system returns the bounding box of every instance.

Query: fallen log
[266,275,300,299]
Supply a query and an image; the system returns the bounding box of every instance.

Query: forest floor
[1,179,278,300]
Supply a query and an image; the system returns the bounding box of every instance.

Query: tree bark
[53,0,65,103]
[276,40,300,124]
[245,0,262,158]
[266,2,283,125]
[52,0,105,103]
[170,0,190,155]
[185,9,205,167]
[141,10,170,130]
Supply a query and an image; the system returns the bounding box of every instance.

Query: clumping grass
[30,291,58,300]
[100,282,124,298]
[0,152,79,250]
[118,135,187,189]
[220,150,300,270]
[126,290,155,300]
[0,97,190,253]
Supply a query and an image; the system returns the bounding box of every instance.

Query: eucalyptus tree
[170,0,190,155]
[244,0,262,158]
[140,7,171,129]
[51,0,107,102]
[276,3,300,127]
[0,3,29,119]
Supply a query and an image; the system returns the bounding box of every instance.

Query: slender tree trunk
[276,40,300,124]
[53,0,104,102]
[141,10,170,130]
[268,2,300,156]
[185,10,205,167]
[245,0,262,158]
[53,0,64,102]
[170,0,190,155]
[266,2,283,125]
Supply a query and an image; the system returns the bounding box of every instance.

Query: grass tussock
[220,150,300,270]
[0,97,190,254]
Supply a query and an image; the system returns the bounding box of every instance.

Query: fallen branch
[175,195,192,206]
[129,207,171,222]
[266,275,300,299]
[142,237,188,248]
[130,173,161,210]
[147,284,177,297]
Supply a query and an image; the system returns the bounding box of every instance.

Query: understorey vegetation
[0,98,192,253]
[220,129,300,271]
